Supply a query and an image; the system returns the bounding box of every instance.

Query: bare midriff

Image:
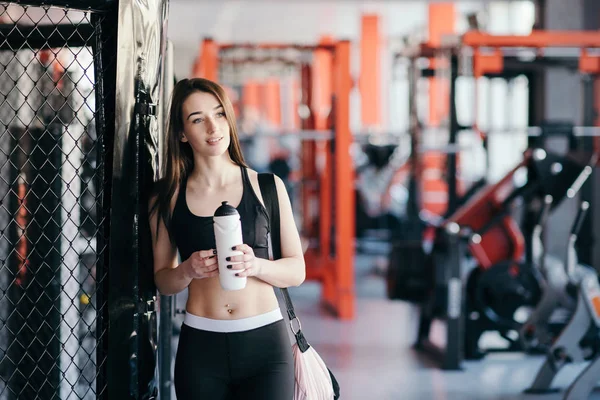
[185,276,279,319]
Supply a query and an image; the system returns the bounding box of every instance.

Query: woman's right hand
[184,249,219,280]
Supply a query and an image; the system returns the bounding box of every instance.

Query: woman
[149,78,305,399]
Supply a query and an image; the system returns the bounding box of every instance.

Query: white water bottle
[213,201,246,291]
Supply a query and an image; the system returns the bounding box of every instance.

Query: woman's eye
[192,118,203,124]
[216,112,225,118]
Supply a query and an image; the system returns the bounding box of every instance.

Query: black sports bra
[171,167,270,262]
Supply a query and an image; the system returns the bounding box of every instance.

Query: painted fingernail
[226,256,231,261]
[213,250,217,255]
[235,273,239,277]
[231,246,236,250]
[227,265,232,269]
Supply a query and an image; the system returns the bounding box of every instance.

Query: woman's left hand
[227,244,263,278]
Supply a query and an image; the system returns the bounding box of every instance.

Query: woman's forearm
[154,261,192,295]
[256,256,306,288]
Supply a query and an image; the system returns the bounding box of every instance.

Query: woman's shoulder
[244,167,286,201]
[245,167,283,185]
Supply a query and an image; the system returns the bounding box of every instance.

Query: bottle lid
[214,201,239,217]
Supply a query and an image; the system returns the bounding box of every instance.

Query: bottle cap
[214,201,239,217]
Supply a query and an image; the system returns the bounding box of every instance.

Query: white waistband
[183,308,283,333]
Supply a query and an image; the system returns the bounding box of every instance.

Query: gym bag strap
[257,173,299,329]
[257,173,340,400]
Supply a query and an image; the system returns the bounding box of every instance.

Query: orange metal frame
[407,28,600,174]
[397,26,600,226]
[461,30,600,77]
[193,38,355,319]
[403,30,600,85]
[461,30,600,154]
[426,4,455,214]
[462,31,600,48]
[360,15,381,128]
[394,4,457,216]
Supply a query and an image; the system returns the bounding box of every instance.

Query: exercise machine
[462,149,597,359]
[393,29,600,364]
[520,165,595,353]
[562,274,600,400]
[410,146,596,370]
[525,201,600,396]
[518,194,575,353]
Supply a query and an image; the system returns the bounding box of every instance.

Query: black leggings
[174,319,294,400]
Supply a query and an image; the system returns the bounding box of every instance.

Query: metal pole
[578,74,595,267]
[406,57,421,218]
[446,55,459,215]
[91,8,118,398]
[333,40,355,319]
[158,39,174,400]
[0,44,16,400]
[443,222,464,371]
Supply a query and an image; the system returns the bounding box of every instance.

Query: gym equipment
[396,29,600,265]
[519,194,574,353]
[386,178,485,303]
[520,168,595,353]
[524,201,600,396]
[409,147,596,368]
[413,221,468,370]
[355,143,407,241]
[461,149,597,359]
[562,274,600,400]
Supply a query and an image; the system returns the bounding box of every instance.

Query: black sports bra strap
[241,166,251,186]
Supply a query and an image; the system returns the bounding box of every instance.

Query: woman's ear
[180,132,188,143]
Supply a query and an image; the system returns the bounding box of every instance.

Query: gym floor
[169,251,600,400]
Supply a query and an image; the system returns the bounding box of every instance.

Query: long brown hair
[151,78,247,242]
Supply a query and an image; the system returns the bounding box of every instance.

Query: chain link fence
[0,3,116,399]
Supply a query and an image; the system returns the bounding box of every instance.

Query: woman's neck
[189,155,240,189]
